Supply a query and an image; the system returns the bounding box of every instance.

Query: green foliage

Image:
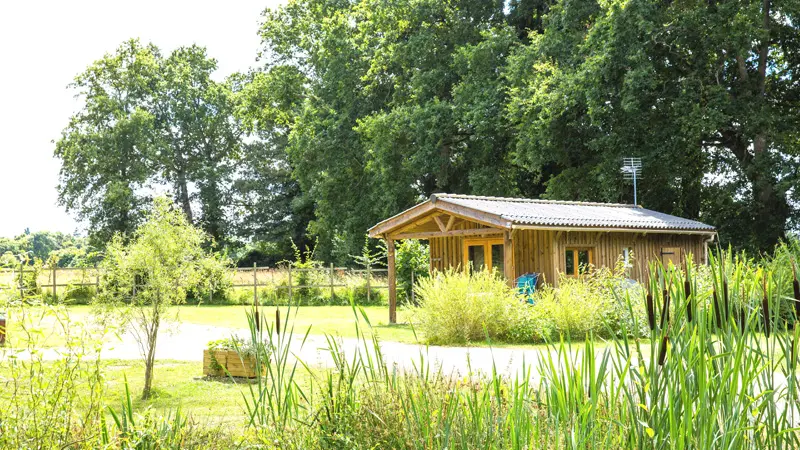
[277,240,325,302]
[413,264,648,345]
[186,254,233,304]
[530,265,648,341]
[248,0,543,261]
[0,302,107,449]
[104,379,191,449]
[0,230,95,267]
[395,239,429,305]
[505,0,800,253]
[9,246,800,448]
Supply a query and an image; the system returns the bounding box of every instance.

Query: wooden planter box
[203,349,264,378]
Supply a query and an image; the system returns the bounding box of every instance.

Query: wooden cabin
[368,194,716,323]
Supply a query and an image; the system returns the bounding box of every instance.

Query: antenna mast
[621,157,643,205]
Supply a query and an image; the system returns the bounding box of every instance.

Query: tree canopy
[55,40,241,247]
[55,0,800,261]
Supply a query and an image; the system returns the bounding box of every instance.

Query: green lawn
[6,304,421,345]
[0,358,300,426]
[174,304,419,343]
[102,360,255,424]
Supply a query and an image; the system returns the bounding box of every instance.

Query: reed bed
[234,250,800,449]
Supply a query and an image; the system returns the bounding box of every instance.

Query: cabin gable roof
[368,194,716,238]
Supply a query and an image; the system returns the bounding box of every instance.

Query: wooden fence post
[329,263,335,300]
[288,265,293,303]
[52,265,57,300]
[366,264,371,304]
[253,263,258,306]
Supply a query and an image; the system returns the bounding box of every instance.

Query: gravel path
[117,323,558,377]
[2,322,566,377]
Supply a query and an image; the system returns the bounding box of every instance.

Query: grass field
[102,360,257,424]
[174,304,417,342]
[3,304,419,346]
[0,358,290,426]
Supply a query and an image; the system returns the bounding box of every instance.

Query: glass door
[464,238,505,275]
[467,243,486,271]
[491,243,504,275]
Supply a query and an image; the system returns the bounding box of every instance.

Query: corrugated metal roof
[432,194,715,231]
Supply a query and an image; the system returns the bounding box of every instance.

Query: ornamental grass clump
[413,268,523,344]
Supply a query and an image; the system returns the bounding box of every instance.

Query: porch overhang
[368,194,512,239]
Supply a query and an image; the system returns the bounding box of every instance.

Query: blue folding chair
[516,273,539,304]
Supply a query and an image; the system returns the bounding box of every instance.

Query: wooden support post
[504,230,515,287]
[387,238,397,324]
[52,265,57,300]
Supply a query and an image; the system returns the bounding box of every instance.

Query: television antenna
[621,157,642,205]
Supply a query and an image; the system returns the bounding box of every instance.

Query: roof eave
[510,224,716,235]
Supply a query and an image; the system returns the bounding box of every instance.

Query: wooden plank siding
[550,231,706,282]
[513,229,556,284]
[428,222,708,286]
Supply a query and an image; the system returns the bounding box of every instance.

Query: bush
[395,240,429,305]
[186,254,233,304]
[413,269,524,344]
[531,265,648,341]
[414,262,648,345]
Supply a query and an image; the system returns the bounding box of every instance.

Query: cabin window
[464,238,505,275]
[565,248,593,276]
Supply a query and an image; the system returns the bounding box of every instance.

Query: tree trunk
[176,167,193,223]
[749,135,788,250]
[721,129,788,251]
[141,306,160,400]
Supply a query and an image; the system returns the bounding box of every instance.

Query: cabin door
[661,247,682,268]
[464,238,505,275]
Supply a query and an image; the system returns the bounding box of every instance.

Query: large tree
[54,40,160,246]
[232,66,315,261]
[505,0,800,252]
[252,0,547,261]
[55,40,241,246]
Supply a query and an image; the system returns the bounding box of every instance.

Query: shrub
[531,265,648,340]
[413,268,524,344]
[273,240,325,304]
[186,254,233,304]
[346,275,387,306]
[395,239,429,305]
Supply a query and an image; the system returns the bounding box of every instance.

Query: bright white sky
[0,0,284,238]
